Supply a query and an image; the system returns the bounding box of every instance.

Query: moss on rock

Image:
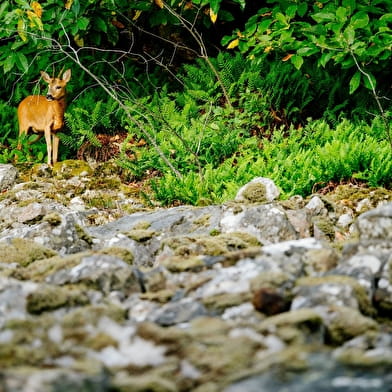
[162,232,259,259]
[162,255,205,273]
[26,284,90,314]
[13,252,88,281]
[324,184,392,216]
[0,238,57,267]
[125,229,156,242]
[100,247,134,265]
[241,182,268,203]
[52,160,93,179]
[325,306,379,345]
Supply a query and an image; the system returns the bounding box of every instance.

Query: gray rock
[0,204,92,255]
[305,195,325,214]
[373,255,392,314]
[220,204,297,245]
[0,368,111,392]
[333,332,392,367]
[0,276,38,327]
[1,167,392,391]
[46,254,141,294]
[356,202,392,240]
[292,281,361,311]
[0,164,18,191]
[224,352,392,392]
[149,298,207,326]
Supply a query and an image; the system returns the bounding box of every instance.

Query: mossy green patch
[43,212,62,226]
[325,184,392,216]
[312,216,335,241]
[100,247,134,265]
[140,289,175,303]
[85,332,118,351]
[192,214,211,227]
[26,284,90,314]
[162,255,205,272]
[250,271,292,293]
[61,304,127,328]
[202,291,252,311]
[241,182,267,203]
[258,308,323,335]
[326,306,379,345]
[52,160,93,179]
[132,221,152,230]
[125,229,156,242]
[75,224,94,245]
[113,373,178,392]
[162,232,259,258]
[184,335,258,383]
[13,252,89,281]
[0,238,57,267]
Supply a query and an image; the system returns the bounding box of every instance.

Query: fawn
[17,69,71,165]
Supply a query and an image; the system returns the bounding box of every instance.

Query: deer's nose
[46,94,54,101]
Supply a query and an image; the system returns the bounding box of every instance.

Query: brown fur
[17,69,71,165]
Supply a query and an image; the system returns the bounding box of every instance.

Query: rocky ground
[0,161,391,392]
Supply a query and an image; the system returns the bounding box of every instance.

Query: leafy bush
[148,118,392,205]
[223,0,392,118]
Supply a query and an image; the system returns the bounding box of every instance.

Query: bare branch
[350,50,392,150]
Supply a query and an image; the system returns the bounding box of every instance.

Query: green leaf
[11,40,27,50]
[336,7,347,23]
[94,17,107,33]
[3,54,15,73]
[209,0,221,14]
[245,21,257,35]
[233,0,246,10]
[15,52,28,73]
[363,72,377,91]
[343,25,355,45]
[290,55,303,70]
[351,11,369,29]
[77,16,89,30]
[342,0,356,14]
[286,5,297,19]
[349,71,361,94]
[319,52,333,67]
[219,10,234,22]
[258,18,272,33]
[297,2,308,17]
[0,2,8,18]
[275,12,288,26]
[312,12,335,23]
[379,13,392,23]
[297,46,319,56]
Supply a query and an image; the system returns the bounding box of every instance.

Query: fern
[62,99,120,152]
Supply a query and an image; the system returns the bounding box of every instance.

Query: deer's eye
[56,86,61,90]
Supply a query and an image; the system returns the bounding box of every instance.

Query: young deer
[17,69,71,165]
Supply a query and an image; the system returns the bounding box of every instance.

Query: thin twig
[50,26,183,179]
[350,50,392,150]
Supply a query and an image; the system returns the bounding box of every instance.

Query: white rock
[235,177,280,203]
[0,164,18,191]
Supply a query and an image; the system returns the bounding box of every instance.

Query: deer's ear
[62,69,71,83]
[40,71,52,83]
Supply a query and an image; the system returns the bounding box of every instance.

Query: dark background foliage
[0,0,391,204]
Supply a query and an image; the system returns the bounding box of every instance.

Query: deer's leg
[52,134,60,164]
[44,127,52,166]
